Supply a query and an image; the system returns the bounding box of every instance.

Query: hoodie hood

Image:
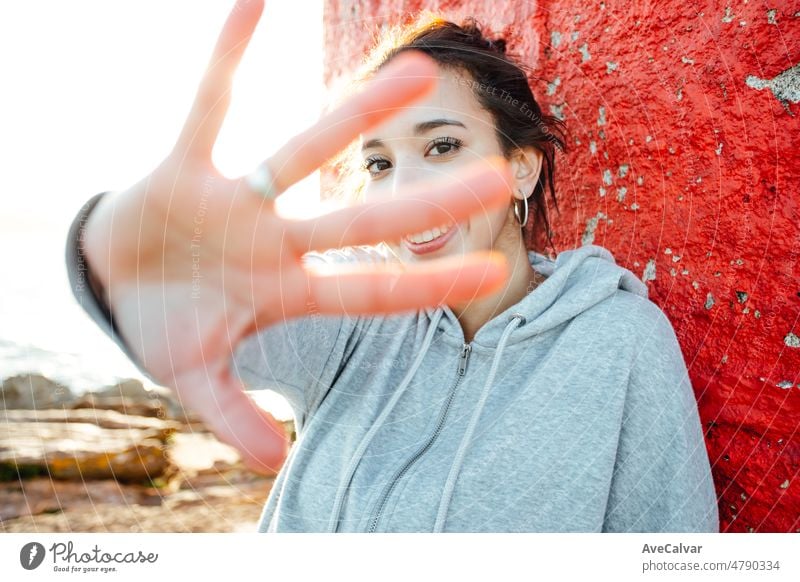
[424,243,649,347]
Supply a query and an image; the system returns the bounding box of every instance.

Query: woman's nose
[389,161,438,199]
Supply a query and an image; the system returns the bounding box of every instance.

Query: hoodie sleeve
[602,302,720,532]
[65,191,161,384]
[230,309,359,432]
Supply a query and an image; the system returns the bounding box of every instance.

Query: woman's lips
[402,221,458,255]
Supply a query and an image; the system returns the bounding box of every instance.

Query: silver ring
[244,164,278,200]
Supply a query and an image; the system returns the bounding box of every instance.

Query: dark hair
[334,13,568,254]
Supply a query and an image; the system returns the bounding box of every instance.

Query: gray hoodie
[66,191,720,533]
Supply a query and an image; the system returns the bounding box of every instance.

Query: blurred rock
[0,478,166,522]
[71,394,168,419]
[0,421,174,482]
[0,375,292,532]
[0,373,73,409]
[74,379,201,424]
[0,468,274,532]
[2,408,181,439]
[167,432,243,474]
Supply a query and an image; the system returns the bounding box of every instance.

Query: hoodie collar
[425,244,649,348]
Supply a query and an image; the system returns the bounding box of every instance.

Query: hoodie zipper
[365,342,471,533]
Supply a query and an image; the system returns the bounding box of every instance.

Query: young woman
[66,0,719,532]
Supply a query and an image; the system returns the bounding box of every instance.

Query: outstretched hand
[83,0,513,472]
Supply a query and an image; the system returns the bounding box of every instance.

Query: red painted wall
[322,0,800,532]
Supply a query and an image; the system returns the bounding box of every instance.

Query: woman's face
[358,67,515,264]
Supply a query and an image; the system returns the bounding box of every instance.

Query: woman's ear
[508,146,543,200]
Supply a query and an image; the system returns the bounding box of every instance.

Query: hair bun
[460,17,507,55]
[487,38,507,54]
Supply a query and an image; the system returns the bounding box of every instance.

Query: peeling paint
[784,333,800,348]
[570,30,579,42]
[550,30,562,48]
[589,140,597,154]
[616,186,627,201]
[549,103,565,120]
[602,168,613,185]
[767,9,777,24]
[642,258,657,282]
[578,42,591,62]
[546,76,561,95]
[637,176,644,185]
[746,63,800,104]
[716,142,724,155]
[599,186,606,197]
[630,203,639,211]
[722,6,734,23]
[618,164,629,178]
[681,56,695,65]
[597,105,607,126]
[606,61,618,74]
[581,212,607,245]
[777,381,794,389]
[780,480,790,489]
[736,291,748,303]
[705,293,715,309]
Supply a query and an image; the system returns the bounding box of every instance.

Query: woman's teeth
[407,222,453,244]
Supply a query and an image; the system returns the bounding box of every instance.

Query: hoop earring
[514,190,529,228]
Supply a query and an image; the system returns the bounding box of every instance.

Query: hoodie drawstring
[433,313,527,532]
[326,307,445,532]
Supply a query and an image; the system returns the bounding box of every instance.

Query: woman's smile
[402,219,458,254]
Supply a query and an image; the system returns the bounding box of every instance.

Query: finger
[282,156,513,255]
[251,50,439,194]
[170,359,288,474]
[303,251,510,316]
[174,0,265,158]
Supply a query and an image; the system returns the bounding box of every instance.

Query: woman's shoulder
[582,287,678,347]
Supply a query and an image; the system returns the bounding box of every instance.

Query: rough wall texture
[322,0,800,533]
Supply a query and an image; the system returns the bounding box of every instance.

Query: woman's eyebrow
[413,118,467,134]
[361,118,467,152]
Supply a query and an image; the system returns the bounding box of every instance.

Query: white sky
[0,0,324,419]
[0,0,323,223]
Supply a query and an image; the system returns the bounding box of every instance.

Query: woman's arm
[66,190,156,381]
[602,304,720,532]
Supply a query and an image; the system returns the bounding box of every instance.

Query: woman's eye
[426,137,463,157]
[362,156,392,176]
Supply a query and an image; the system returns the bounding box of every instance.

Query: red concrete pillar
[322,0,800,533]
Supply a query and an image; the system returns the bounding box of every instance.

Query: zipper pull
[457,343,472,376]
